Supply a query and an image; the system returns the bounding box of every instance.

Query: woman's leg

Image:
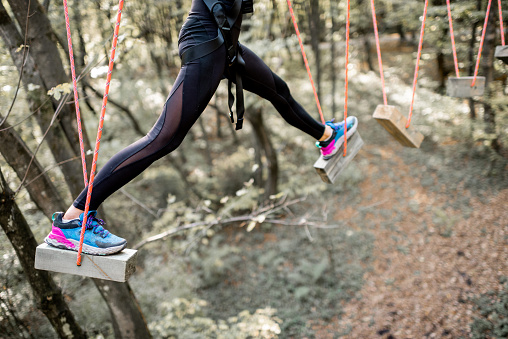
[233,44,327,140]
[67,47,226,218]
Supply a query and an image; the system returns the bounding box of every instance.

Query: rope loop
[343,0,351,156]
[78,0,125,266]
[407,0,429,129]
[286,0,325,125]
[472,0,493,87]
[63,0,88,186]
[446,0,460,78]
[62,0,125,266]
[498,0,505,46]
[370,0,387,106]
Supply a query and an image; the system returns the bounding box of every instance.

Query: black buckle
[235,118,244,130]
[227,46,237,65]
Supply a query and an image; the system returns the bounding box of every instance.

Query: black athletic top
[179,0,241,56]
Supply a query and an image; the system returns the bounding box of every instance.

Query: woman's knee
[272,72,292,100]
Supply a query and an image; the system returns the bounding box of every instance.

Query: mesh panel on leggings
[112,81,184,172]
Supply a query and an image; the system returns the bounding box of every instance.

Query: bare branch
[119,188,158,217]
[133,195,350,251]
[83,80,145,136]
[23,156,80,188]
[10,48,108,196]
[14,92,72,194]
[0,1,31,128]
[133,215,252,250]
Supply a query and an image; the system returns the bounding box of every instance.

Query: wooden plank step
[373,105,424,148]
[314,132,364,184]
[495,45,508,64]
[446,76,485,98]
[35,243,137,282]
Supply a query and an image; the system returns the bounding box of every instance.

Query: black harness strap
[181,30,224,65]
[180,0,246,130]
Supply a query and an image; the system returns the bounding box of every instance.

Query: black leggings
[73,1,325,210]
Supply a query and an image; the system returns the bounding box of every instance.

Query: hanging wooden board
[314,132,364,184]
[35,243,137,282]
[495,45,508,64]
[373,105,424,148]
[446,76,485,97]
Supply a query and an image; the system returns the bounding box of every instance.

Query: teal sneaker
[45,211,126,255]
[316,116,358,160]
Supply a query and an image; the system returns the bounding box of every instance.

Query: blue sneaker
[45,211,127,255]
[316,116,358,160]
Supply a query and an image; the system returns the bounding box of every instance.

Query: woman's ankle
[63,206,83,221]
[318,125,333,142]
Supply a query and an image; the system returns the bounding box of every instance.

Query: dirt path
[316,145,507,338]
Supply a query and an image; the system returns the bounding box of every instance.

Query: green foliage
[470,277,508,339]
[0,247,42,338]
[149,298,282,339]
[211,146,256,198]
[219,180,261,215]
[432,207,459,238]
[192,225,373,336]
[47,83,72,100]
[190,235,242,288]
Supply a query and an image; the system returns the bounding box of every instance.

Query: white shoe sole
[45,237,126,255]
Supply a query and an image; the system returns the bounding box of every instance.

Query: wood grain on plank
[446,76,485,98]
[373,105,424,148]
[35,243,137,282]
[314,132,364,184]
[495,46,508,64]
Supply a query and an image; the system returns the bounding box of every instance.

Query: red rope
[498,0,505,46]
[343,0,351,156]
[63,0,88,186]
[446,0,460,78]
[370,0,387,105]
[77,0,125,266]
[407,0,429,129]
[472,0,493,87]
[286,0,325,124]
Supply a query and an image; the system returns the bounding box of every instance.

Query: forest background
[0,0,507,338]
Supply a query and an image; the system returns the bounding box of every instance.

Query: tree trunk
[308,0,321,98]
[94,280,152,339]
[363,35,374,72]
[1,2,153,337]
[248,107,278,201]
[396,24,406,44]
[73,0,99,118]
[216,106,222,138]
[481,2,497,135]
[0,170,86,339]
[480,0,505,157]
[436,50,446,92]
[1,0,88,197]
[198,117,213,173]
[209,102,240,144]
[0,115,66,219]
[468,0,483,120]
[267,0,279,40]
[0,119,152,339]
[7,0,92,159]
